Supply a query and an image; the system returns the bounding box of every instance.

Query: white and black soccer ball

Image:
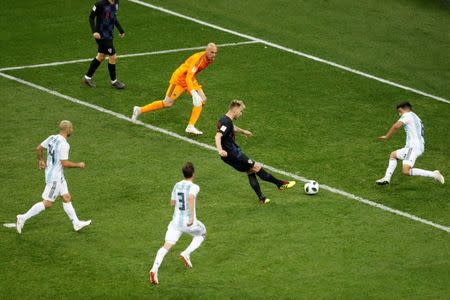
[304,181,319,195]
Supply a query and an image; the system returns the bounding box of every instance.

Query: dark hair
[396,101,412,110]
[182,162,195,178]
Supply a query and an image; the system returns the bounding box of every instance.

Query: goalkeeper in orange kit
[131,43,218,135]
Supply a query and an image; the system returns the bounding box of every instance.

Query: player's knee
[109,55,117,64]
[43,200,53,209]
[253,164,262,172]
[390,151,397,159]
[163,242,174,250]
[402,167,411,176]
[96,53,105,61]
[62,194,72,202]
[163,98,174,107]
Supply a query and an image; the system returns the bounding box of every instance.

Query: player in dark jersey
[83,0,125,89]
[215,100,296,204]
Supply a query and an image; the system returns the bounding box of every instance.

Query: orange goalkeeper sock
[141,100,165,113]
[188,106,203,126]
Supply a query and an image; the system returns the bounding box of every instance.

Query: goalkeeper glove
[191,90,203,107]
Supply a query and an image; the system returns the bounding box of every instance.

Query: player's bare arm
[234,126,253,138]
[15,120,91,234]
[187,194,195,226]
[149,163,206,284]
[379,121,403,141]
[215,132,227,157]
[36,144,46,170]
[376,101,444,185]
[61,160,86,169]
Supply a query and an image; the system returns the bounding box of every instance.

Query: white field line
[1,71,448,233]
[0,41,258,72]
[128,0,450,105]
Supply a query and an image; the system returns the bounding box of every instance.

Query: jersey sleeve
[89,1,102,33]
[189,185,200,198]
[217,118,231,135]
[171,186,177,201]
[115,19,124,34]
[185,55,203,91]
[59,143,70,160]
[398,113,410,125]
[40,137,51,149]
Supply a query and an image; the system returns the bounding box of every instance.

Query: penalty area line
[128,0,450,105]
[0,71,448,233]
[0,40,258,72]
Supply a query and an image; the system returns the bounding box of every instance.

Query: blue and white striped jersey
[40,134,70,183]
[399,112,425,152]
[171,180,200,227]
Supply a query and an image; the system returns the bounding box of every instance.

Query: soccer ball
[304,181,319,195]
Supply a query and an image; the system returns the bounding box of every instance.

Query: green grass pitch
[0,0,449,299]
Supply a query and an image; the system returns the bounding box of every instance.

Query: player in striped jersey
[376,102,444,185]
[149,162,206,285]
[15,121,91,234]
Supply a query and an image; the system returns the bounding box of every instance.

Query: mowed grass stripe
[1,71,448,233]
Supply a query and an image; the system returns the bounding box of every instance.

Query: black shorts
[96,39,116,55]
[222,151,255,172]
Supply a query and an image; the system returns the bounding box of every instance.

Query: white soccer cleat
[149,270,158,285]
[434,171,445,184]
[16,215,25,234]
[185,125,203,135]
[180,252,193,268]
[131,106,141,121]
[73,220,91,232]
[376,177,390,185]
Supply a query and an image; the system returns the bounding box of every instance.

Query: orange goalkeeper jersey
[170,51,212,91]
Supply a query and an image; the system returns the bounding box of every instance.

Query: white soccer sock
[22,202,46,221]
[384,159,397,180]
[184,236,205,256]
[410,168,436,178]
[63,202,80,224]
[151,247,169,272]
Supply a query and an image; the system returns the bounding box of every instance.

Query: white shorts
[164,220,206,245]
[396,147,423,167]
[42,179,69,202]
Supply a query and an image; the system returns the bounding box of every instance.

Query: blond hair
[229,99,245,110]
[206,42,217,50]
[59,120,73,131]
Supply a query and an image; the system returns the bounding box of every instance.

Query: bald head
[59,120,73,137]
[205,43,217,61]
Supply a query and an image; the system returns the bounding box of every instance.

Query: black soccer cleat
[259,197,271,204]
[82,76,96,87]
[111,80,126,89]
[376,178,390,185]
